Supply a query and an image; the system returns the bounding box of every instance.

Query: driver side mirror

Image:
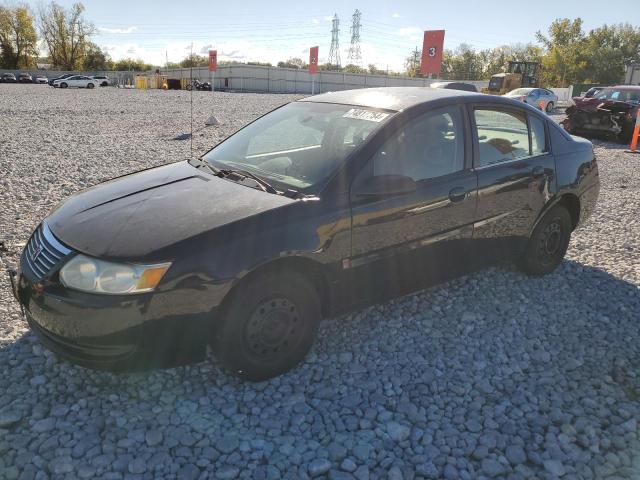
[353,175,417,198]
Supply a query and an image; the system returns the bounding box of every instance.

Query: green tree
[318,63,342,72]
[83,42,111,70]
[404,47,421,77]
[343,63,367,73]
[38,2,95,70]
[536,18,586,87]
[0,3,38,69]
[277,57,306,69]
[440,44,484,80]
[180,53,208,68]
[368,64,386,75]
[583,24,640,84]
[113,57,154,71]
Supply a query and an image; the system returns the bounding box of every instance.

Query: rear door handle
[532,166,545,178]
[448,187,467,203]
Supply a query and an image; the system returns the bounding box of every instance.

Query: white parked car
[91,75,110,86]
[53,75,99,89]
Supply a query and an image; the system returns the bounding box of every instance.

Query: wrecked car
[562,86,640,142]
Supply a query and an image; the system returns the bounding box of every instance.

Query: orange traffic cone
[626,109,640,154]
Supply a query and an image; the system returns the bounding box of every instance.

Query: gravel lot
[1,84,640,480]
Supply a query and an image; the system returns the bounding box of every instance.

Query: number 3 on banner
[428,47,436,57]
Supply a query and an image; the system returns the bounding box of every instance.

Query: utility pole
[347,9,362,66]
[328,14,341,68]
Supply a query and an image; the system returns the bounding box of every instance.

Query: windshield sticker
[343,109,390,122]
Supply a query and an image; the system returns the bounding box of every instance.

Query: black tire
[546,101,554,113]
[186,84,193,91]
[60,82,68,88]
[87,83,95,89]
[101,81,108,87]
[521,205,572,276]
[214,271,321,381]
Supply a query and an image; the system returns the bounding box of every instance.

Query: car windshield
[202,102,392,191]
[508,89,532,96]
[595,88,640,103]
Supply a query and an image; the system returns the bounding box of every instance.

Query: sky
[26,0,640,72]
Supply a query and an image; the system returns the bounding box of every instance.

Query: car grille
[23,222,72,280]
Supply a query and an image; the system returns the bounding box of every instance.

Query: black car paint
[15,89,600,371]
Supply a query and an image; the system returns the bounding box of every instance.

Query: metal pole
[312,76,314,95]
[212,71,215,92]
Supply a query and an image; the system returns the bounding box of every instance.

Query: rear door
[67,75,81,87]
[470,105,555,259]
[347,104,478,301]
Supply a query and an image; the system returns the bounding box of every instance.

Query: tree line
[1,2,639,86]
[405,19,640,86]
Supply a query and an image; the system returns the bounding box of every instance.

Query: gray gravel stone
[543,459,566,477]
[506,445,527,465]
[0,409,22,428]
[386,422,411,442]
[308,458,331,477]
[481,458,507,477]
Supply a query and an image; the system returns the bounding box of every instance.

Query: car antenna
[190,42,194,159]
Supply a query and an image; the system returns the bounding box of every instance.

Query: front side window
[203,102,390,191]
[369,107,465,182]
[474,109,530,167]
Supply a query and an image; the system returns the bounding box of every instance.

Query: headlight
[60,254,171,294]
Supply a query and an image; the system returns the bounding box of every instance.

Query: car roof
[299,87,481,112]
[610,85,640,91]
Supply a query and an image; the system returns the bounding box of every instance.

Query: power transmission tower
[347,9,362,66]
[328,14,341,67]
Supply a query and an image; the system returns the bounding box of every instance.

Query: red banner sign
[309,46,319,75]
[208,50,217,72]
[420,30,445,76]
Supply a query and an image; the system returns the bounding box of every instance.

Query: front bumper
[15,266,213,372]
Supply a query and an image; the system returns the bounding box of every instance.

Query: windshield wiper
[218,168,279,194]
[195,159,283,196]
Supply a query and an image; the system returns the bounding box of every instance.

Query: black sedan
[12,88,600,381]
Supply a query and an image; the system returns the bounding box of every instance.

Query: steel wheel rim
[537,220,562,264]
[244,297,303,362]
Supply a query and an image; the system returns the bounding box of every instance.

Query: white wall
[160,64,490,94]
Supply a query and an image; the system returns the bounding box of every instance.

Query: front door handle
[448,187,467,203]
[532,166,545,178]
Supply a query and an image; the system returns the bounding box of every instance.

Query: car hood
[47,161,295,260]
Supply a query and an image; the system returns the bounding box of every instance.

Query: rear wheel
[521,205,572,276]
[213,271,321,381]
[546,101,554,113]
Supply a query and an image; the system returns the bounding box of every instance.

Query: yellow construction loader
[481,61,540,95]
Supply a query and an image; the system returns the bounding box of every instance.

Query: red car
[563,85,640,142]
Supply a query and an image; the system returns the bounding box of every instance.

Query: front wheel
[546,101,554,113]
[87,83,95,89]
[520,205,572,276]
[59,82,68,88]
[213,271,321,381]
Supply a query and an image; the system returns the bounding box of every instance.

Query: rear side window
[474,109,530,166]
[529,115,547,155]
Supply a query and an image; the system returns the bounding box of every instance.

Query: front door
[470,105,555,260]
[347,105,478,303]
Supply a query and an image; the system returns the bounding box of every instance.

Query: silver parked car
[504,88,558,113]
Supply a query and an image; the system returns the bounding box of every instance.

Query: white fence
[549,87,574,104]
[161,65,490,94]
